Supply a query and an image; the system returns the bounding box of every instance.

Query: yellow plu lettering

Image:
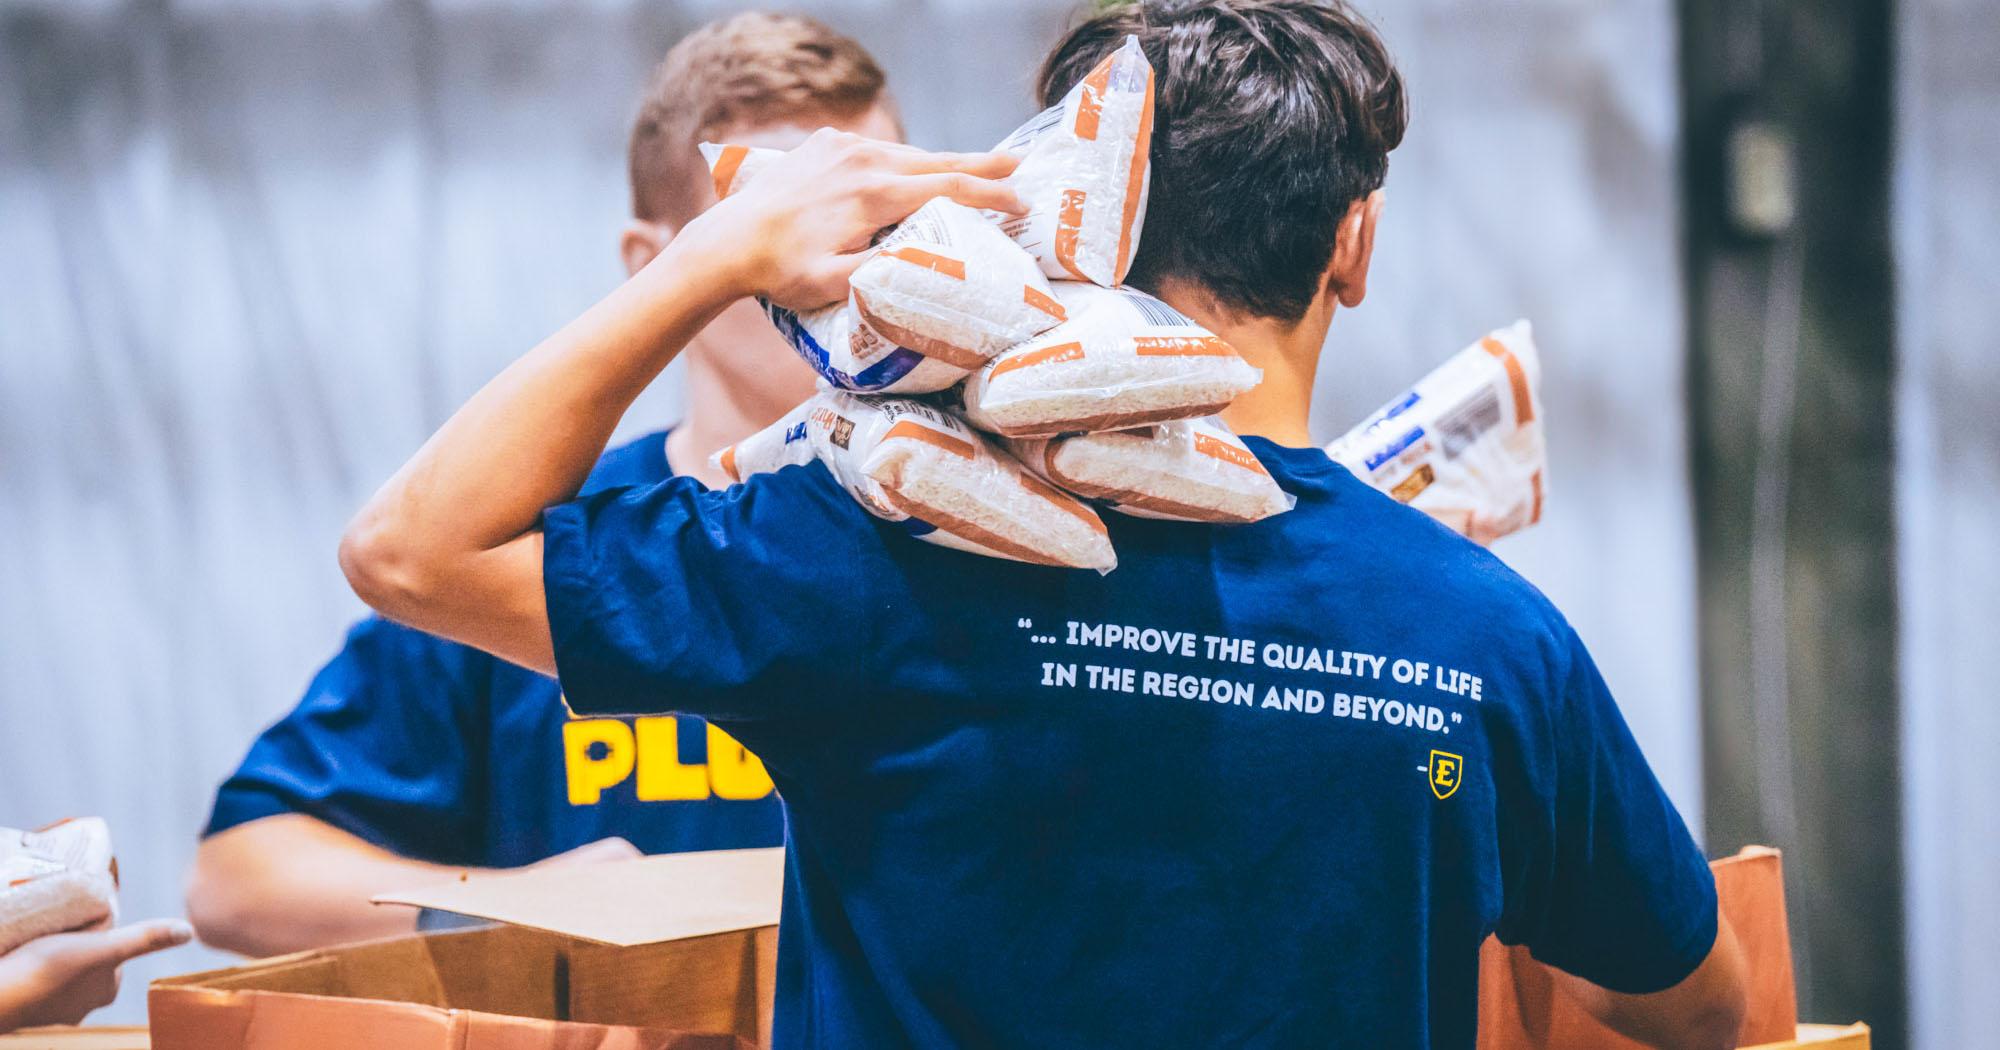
[563,719,636,805]
[635,717,710,801]
[706,723,775,800]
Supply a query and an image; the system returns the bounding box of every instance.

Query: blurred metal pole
[1680,0,1906,1043]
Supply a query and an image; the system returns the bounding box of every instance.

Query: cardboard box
[1477,845,1799,1049]
[0,1027,149,1049]
[148,848,784,1050]
[148,842,1828,1047]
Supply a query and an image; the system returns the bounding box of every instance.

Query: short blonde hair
[628,12,889,223]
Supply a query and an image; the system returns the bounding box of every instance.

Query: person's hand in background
[0,917,192,1033]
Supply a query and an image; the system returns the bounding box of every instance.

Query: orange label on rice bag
[989,341,1085,380]
[1194,432,1270,476]
[709,144,750,200]
[1055,188,1089,282]
[882,419,976,459]
[1390,463,1437,502]
[1074,58,1112,141]
[1480,336,1536,424]
[883,246,967,281]
[1134,335,1235,357]
[1023,285,1067,321]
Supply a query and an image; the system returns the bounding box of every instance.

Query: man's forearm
[339,132,1021,667]
[340,235,741,650]
[1549,913,1747,1050]
[187,817,440,957]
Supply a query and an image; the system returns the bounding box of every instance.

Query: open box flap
[371,848,784,948]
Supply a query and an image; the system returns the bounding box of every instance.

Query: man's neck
[665,356,799,488]
[1155,279,1333,448]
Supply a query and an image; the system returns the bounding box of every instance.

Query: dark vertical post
[1681,0,1905,1043]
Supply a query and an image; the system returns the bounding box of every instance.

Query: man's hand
[0,919,193,1032]
[687,129,1022,310]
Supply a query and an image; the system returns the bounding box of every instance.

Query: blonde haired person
[187,12,901,959]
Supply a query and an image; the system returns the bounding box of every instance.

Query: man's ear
[620,221,670,278]
[1327,189,1387,309]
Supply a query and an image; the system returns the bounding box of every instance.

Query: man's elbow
[338,509,435,623]
[1662,930,1749,1050]
[1676,982,1747,1050]
[185,837,278,957]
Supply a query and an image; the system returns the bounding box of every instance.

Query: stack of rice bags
[712,37,1546,571]
[712,38,1283,574]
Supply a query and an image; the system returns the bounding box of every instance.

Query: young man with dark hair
[186,12,901,959]
[339,1,1746,1045]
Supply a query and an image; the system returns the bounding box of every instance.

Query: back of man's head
[629,12,892,226]
[1039,0,1407,322]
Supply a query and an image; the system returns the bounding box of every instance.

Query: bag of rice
[1007,416,1295,524]
[717,392,1117,572]
[1326,320,1547,546]
[699,145,1067,394]
[958,282,1261,438]
[1,817,118,956]
[991,34,1155,287]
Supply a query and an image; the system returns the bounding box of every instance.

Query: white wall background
[1895,1,2000,1046]
[0,0,1700,1024]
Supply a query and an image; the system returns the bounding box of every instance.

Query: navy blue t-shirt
[542,439,1716,1048]
[205,431,784,866]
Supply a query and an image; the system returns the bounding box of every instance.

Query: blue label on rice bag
[1364,426,1424,472]
[766,302,925,392]
[1379,390,1421,423]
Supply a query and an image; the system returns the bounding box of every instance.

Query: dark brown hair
[1040,0,1408,320]
[629,12,889,224]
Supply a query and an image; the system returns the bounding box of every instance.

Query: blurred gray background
[0,0,1990,1046]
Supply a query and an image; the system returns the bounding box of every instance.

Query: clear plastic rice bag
[1007,416,1295,524]
[958,282,1261,438]
[990,34,1155,287]
[1326,320,1547,545]
[716,391,1116,572]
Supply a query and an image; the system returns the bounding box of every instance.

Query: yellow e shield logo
[1429,750,1463,800]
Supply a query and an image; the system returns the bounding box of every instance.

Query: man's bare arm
[186,815,641,957]
[339,131,1020,670]
[1548,911,1748,1050]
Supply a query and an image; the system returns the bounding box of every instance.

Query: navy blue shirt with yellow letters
[204,431,783,866]
[543,438,1717,1049]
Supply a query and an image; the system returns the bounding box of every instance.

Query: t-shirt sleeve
[203,617,487,864]
[541,463,902,722]
[1498,627,1719,994]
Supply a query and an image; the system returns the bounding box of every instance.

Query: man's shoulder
[1307,471,1571,648]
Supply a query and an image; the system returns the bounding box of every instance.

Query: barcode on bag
[999,104,1065,154]
[1436,387,1502,459]
[1121,290,1196,328]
